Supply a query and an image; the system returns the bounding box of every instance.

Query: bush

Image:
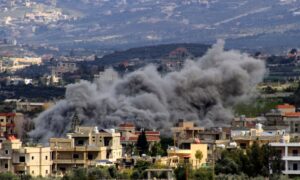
[0,172,20,180]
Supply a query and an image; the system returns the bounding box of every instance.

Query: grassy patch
[234,98,283,117]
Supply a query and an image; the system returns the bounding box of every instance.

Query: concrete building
[231,123,290,149]
[0,113,17,140]
[270,142,300,175]
[54,62,78,77]
[167,143,208,169]
[118,123,160,147]
[277,104,296,114]
[171,120,229,162]
[50,126,122,175]
[232,116,266,128]
[16,101,54,112]
[0,139,52,177]
[0,57,42,72]
[94,67,118,82]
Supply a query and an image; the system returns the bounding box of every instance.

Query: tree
[131,160,151,179]
[150,142,164,156]
[195,150,203,168]
[160,137,174,156]
[215,143,283,178]
[136,130,149,155]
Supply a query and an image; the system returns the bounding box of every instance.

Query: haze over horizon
[1,0,300,52]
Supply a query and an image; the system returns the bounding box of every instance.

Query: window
[77,140,84,146]
[88,154,93,160]
[73,154,79,159]
[19,156,25,162]
[32,156,34,160]
[4,164,8,169]
[32,170,34,174]
[0,119,3,122]
[46,170,48,174]
[293,150,298,156]
[45,156,48,160]
[5,150,8,155]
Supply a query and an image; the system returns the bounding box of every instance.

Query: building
[277,104,296,114]
[270,142,300,175]
[231,123,290,149]
[171,120,229,162]
[0,57,42,72]
[16,101,54,112]
[54,62,78,77]
[50,126,122,175]
[232,115,266,128]
[265,109,286,126]
[118,123,160,148]
[94,67,118,82]
[0,139,52,177]
[0,113,17,140]
[171,120,205,147]
[167,143,208,169]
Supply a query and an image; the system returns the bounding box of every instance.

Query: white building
[270,143,300,175]
[94,68,118,82]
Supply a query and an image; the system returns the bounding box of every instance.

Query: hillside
[93,43,211,65]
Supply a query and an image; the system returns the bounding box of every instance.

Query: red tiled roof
[285,112,300,117]
[135,131,160,135]
[277,104,295,109]
[7,135,16,141]
[0,113,16,117]
[119,123,135,128]
[121,136,160,142]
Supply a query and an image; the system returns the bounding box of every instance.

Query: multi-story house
[270,142,300,175]
[0,139,52,177]
[50,126,122,175]
[118,123,160,148]
[171,120,229,163]
[167,143,208,169]
[0,113,16,140]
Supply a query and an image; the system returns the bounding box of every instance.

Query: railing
[283,170,300,174]
[53,159,85,164]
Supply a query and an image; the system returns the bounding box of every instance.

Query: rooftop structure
[231,123,289,149]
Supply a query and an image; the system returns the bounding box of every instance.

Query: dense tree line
[215,143,283,178]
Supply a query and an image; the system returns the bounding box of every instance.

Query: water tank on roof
[229,142,237,147]
[216,144,225,149]
[94,127,99,133]
[240,131,246,136]
[110,129,115,133]
[256,123,263,130]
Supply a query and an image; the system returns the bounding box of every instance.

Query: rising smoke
[29,40,265,143]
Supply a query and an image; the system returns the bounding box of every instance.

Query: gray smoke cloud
[29,40,265,143]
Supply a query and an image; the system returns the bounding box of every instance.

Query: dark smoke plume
[29,41,265,143]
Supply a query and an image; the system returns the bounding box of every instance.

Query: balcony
[53,159,85,164]
[53,145,107,152]
[282,154,300,161]
[283,170,300,175]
